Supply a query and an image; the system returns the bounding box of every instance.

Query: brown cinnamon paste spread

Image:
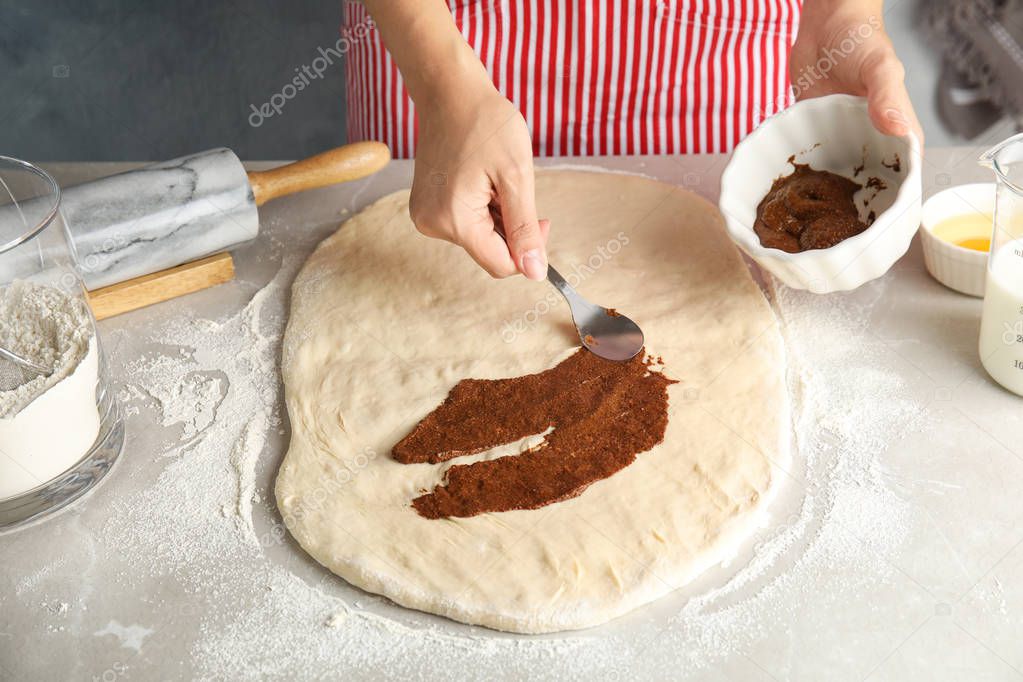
[392,348,676,519]
[753,162,870,253]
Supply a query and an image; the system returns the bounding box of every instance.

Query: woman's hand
[363,0,548,280]
[790,0,924,144]
[411,76,549,280]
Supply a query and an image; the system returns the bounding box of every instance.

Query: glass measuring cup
[979,133,1023,396]
[0,157,125,531]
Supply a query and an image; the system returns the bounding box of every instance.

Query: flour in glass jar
[0,280,99,499]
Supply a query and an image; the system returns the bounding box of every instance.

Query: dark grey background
[0,1,1004,162]
[0,0,348,161]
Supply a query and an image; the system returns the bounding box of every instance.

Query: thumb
[861,50,924,145]
[495,169,547,281]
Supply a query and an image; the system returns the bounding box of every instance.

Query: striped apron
[343,0,800,157]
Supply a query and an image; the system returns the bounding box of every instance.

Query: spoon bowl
[488,202,645,361]
[546,267,644,361]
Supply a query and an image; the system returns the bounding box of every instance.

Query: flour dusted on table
[81,172,927,679]
[0,280,99,498]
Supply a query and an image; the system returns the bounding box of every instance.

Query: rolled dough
[275,170,790,634]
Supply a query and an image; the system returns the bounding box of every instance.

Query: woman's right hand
[410,78,549,280]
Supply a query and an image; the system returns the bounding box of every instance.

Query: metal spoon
[0,346,51,392]
[489,204,645,362]
[546,266,645,361]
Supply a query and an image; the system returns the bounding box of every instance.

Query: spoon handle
[545,264,567,288]
[545,266,582,308]
[488,201,583,309]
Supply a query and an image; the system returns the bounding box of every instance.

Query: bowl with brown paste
[719,94,922,293]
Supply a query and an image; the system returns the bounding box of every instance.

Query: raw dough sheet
[276,170,790,633]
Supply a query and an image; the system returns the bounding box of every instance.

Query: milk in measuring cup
[979,242,1023,395]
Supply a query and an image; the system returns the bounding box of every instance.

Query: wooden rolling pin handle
[246,141,391,206]
[86,252,235,321]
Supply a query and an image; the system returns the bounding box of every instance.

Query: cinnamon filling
[392,348,676,519]
[753,161,872,253]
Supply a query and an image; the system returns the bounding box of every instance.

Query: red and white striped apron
[343,0,800,157]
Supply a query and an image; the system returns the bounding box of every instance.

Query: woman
[344,0,921,281]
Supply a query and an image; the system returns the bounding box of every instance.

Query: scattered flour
[231,412,269,543]
[93,620,154,653]
[324,611,347,629]
[41,600,69,617]
[92,248,925,678]
[146,369,226,443]
[16,555,68,596]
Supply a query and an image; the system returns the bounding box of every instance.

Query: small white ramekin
[719,95,922,293]
[918,183,994,298]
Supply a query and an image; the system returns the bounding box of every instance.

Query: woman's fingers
[495,166,548,281]
[409,89,548,280]
[463,227,519,278]
[861,49,925,145]
[461,212,551,281]
[409,197,518,278]
[538,218,551,242]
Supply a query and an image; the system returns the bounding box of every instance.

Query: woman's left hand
[790,0,924,144]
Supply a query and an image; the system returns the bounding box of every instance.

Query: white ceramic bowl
[719,94,922,293]
[918,183,994,297]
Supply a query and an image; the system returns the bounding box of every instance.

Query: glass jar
[979,133,1023,396]
[0,156,124,531]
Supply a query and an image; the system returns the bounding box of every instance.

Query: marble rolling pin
[62,141,390,292]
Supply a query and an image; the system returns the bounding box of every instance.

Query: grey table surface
[3,150,1023,681]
